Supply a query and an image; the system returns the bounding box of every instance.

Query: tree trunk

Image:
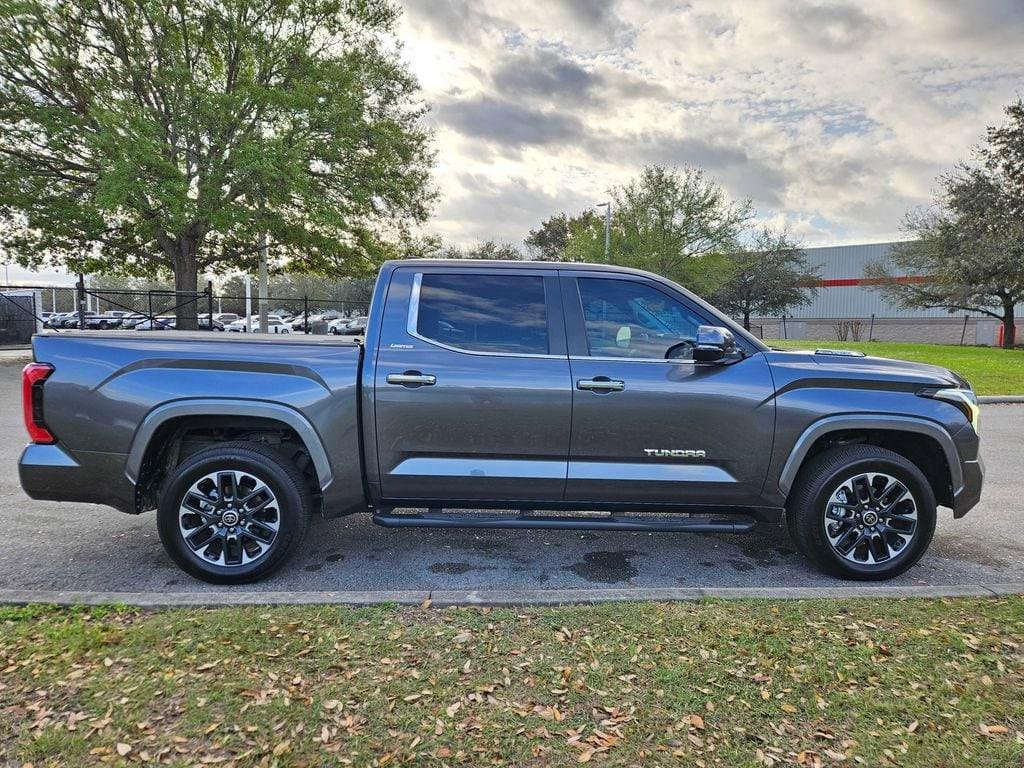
[173,240,199,331]
[1002,300,1016,349]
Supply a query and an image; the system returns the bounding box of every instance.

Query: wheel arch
[126,400,332,501]
[779,415,961,508]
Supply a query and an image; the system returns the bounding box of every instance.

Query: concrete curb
[0,584,1021,608]
[978,395,1024,404]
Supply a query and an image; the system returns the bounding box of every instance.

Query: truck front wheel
[786,445,937,580]
[157,441,312,584]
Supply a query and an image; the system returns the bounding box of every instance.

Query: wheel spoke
[245,520,276,544]
[217,472,238,504]
[181,492,218,522]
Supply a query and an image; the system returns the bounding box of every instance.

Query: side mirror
[693,325,737,364]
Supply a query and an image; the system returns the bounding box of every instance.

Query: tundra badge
[643,449,707,459]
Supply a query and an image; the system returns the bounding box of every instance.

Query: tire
[786,445,936,580]
[157,441,312,584]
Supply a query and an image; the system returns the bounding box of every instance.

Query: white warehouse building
[751,241,1018,346]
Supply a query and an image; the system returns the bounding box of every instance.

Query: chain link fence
[0,282,370,347]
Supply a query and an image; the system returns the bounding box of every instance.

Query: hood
[765,348,967,390]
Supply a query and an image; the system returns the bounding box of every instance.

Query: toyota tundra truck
[18,260,984,583]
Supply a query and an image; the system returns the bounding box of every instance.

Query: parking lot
[0,356,1021,599]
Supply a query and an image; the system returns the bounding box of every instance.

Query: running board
[372,511,756,533]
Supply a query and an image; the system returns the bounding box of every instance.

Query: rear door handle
[577,378,625,392]
[386,372,436,386]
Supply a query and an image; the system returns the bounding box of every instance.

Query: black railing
[0,282,369,345]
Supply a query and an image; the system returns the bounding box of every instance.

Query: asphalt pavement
[0,356,1021,601]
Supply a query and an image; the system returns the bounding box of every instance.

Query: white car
[226,315,291,333]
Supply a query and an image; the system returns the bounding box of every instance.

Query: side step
[372,510,756,533]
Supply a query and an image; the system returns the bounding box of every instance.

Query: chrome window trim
[569,355,697,365]
[406,272,564,360]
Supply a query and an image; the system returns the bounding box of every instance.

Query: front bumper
[953,456,984,519]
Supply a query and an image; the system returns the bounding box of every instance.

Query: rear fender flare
[125,399,333,490]
[778,414,961,497]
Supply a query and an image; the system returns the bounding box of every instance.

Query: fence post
[76,273,86,330]
[147,290,153,323]
[781,314,787,340]
[303,295,309,335]
[961,314,969,346]
[868,313,875,341]
[206,281,214,331]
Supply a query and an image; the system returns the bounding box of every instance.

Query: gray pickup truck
[19,260,983,583]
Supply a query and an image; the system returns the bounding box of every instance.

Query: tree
[564,165,751,292]
[711,227,818,330]
[458,240,523,260]
[525,210,599,261]
[0,0,434,328]
[866,100,1024,348]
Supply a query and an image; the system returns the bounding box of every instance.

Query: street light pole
[596,202,611,262]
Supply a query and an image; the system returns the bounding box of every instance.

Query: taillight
[22,362,55,444]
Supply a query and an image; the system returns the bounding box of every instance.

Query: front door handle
[387,372,436,386]
[577,377,625,392]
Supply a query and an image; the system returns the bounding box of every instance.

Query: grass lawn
[765,340,1024,396]
[2,599,1022,766]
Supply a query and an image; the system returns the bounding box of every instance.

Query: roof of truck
[383,259,660,279]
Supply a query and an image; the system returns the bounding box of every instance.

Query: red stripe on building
[801,276,929,288]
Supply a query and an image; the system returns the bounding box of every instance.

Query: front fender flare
[777,414,962,497]
[124,399,333,490]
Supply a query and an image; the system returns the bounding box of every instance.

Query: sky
[396,0,1024,249]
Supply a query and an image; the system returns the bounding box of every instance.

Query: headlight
[920,387,980,433]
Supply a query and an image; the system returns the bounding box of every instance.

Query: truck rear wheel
[157,441,312,584]
[786,445,936,580]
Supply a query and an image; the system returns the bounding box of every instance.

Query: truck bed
[22,331,365,515]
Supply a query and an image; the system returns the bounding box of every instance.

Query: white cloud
[398,0,1024,248]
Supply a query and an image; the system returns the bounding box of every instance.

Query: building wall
[749,241,1020,345]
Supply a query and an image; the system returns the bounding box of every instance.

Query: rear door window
[415,274,549,354]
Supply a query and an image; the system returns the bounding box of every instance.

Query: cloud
[435,173,598,244]
[436,97,586,147]
[784,2,885,50]
[397,0,1024,248]
[399,0,501,43]
[491,48,602,105]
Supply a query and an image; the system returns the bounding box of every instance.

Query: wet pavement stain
[325,552,344,563]
[706,528,796,567]
[565,550,639,584]
[429,562,476,575]
[728,558,755,572]
[304,563,323,572]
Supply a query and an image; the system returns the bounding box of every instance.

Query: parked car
[226,315,290,333]
[132,316,176,331]
[19,259,983,584]
[85,311,130,329]
[213,313,240,325]
[328,316,368,336]
[58,311,98,328]
[290,310,341,331]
